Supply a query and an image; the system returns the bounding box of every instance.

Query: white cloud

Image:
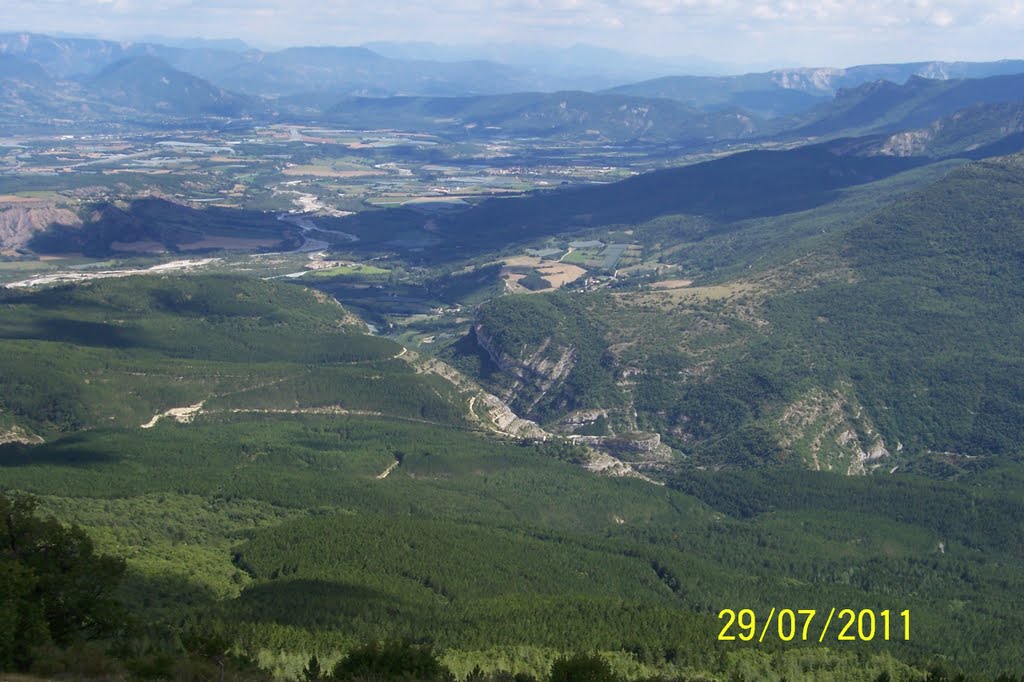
[0,0,1022,66]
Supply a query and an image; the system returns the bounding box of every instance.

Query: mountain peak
[88,54,258,117]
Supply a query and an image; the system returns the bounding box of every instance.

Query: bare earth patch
[649,279,694,290]
[140,401,205,429]
[623,282,761,308]
[37,253,84,260]
[6,258,220,288]
[0,195,49,204]
[503,272,529,292]
[498,256,587,291]
[536,262,587,287]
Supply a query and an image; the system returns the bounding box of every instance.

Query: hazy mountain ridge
[362,40,738,85]
[0,51,262,124]
[325,90,759,143]
[214,46,560,97]
[830,102,1024,158]
[87,55,262,118]
[608,59,1024,118]
[6,31,1024,113]
[775,59,1024,94]
[0,53,52,85]
[0,32,640,98]
[0,32,193,78]
[785,73,1024,139]
[0,53,72,122]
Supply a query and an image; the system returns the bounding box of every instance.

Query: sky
[1,0,1023,69]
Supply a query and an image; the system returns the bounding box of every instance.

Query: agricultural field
[303,263,390,279]
[0,123,672,234]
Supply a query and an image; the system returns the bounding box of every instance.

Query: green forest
[3,154,1024,680]
[0,275,1019,679]
[462,155,1024,470]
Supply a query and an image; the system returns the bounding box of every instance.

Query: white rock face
[778,384,891,475]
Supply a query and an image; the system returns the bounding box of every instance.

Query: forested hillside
[3,272,1023,679]
[323,91,759,143]
[459,154,1024,473]
[6,409,1024,678]
[335,144,924,261]
[788,73,1024,139]
[4,27,1024,680]
[467,293,622,424]
[0,275,459,439]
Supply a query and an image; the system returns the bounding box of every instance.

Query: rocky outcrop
[569,431,674,464]
[416,355,548,440]
[476,393,548,440]
[778,384,891,475]
[560,409,608,426]
[0,423,44,445]
[0,204,81,256]
[552,409,609,435]
[878,128,936,156]
[583,450,662,484]
[771,67,845,94]
[875,103,1024,157]
[473,322,577,414]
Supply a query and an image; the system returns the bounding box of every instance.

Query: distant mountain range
[199,46,554,97]
[611,60,1024,99]
[319,70,1024,145]
[0,32,606,97]
[3,31,1024,147]
[606,60,1024,118]
[324,91,758,143]
[88,56,261,118]
[0,52,261,124]
[4,32,1024,104]
[784,73,1024,139]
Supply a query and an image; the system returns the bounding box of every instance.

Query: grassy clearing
[648,279,693,289]
[562,249,601,265]
[623,281,759,308]
[304,264,390,279]
[0,260,52,272]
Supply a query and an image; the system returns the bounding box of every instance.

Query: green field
[305,264,391,279]
[562,249,601,265]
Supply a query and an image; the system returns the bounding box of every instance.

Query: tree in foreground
[549,653,619,682]
[303,653,326,681]
[0,492,126,671]
[332,639,453,682]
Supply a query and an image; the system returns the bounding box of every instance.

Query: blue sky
[1,0,1022,68]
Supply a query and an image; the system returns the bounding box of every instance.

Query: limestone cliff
[778,384,891,475]
[473,321,577,416]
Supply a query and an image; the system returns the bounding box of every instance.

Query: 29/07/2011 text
[717,608,911,643]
